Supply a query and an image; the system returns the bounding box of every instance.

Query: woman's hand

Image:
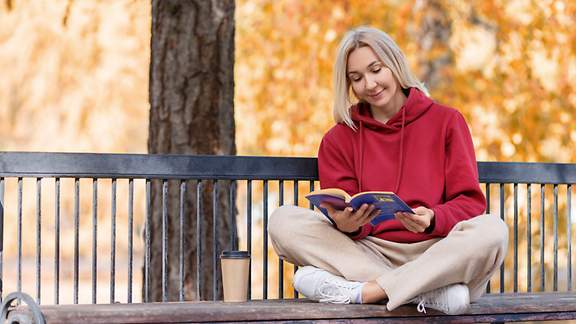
[320,203,379,234]
[395,207,434,233]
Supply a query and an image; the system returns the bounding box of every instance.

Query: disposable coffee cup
[220,250,250,302]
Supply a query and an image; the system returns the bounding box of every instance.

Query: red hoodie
[318,88,486,243]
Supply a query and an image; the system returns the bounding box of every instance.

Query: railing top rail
[0,152,318,180]
[0,152,574,184]
[478,161,576,184]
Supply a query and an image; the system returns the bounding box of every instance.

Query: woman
[269,26,508,315]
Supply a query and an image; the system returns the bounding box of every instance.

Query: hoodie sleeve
[318,131,358,194]
[318,129,374,240]
[430,112,487,237]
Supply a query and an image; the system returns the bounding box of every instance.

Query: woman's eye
[372,67,381,73]
[351,76,362,82]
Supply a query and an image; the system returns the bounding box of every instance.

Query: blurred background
[0,0,574,304]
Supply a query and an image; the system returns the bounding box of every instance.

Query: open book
[305,188,414,226]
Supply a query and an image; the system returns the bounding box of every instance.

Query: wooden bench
[4,292,576,323]
[0,153,574,323]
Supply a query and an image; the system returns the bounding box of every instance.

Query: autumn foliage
[0,0,574,303]
[235,0,576,163]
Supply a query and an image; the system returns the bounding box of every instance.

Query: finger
[360,205,377,222]
[412,207,428,215]
[321,204,342,220]
[404,220,422,233]
[358,203,370,214]
[367,206,379,219]
[405,215,424,232]
[397,213,423,232]
[395,213,409,226]
[407,212,431,229]
[365,208,380,223]
[320,202,335,212]
[396,215,419,232]
[402,212,426,227]
[352,204,370,220]
[342,207,354,217]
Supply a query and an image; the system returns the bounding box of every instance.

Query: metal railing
[0,153,574,304]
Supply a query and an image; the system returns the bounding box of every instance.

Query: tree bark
[412,0,452,91]
[148,0,236,301]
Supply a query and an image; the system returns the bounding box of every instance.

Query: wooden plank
[7,293,576,323]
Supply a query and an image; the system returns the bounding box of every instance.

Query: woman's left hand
[395,207,434,233]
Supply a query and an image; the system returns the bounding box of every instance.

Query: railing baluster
[293,180,299,298]
[144,179,151,303]
[128,179,134,303]
[212,180,219,301]
[527,183,532,292]
[92,179,98,304]
[54,179,60,304]
[308,179,316,296]
[309,181,315,209]
[263,180,269,299]
[553,184,558,291]
[486,183,491,214]
[540,184,546,292]
[246,180,252,300]
[110,179,117,303]
[196,181,203,300]
[568,184,572,291]
[17,178,22,295]
[499,183,505,293]
[179,180,186,302]
[230,181,237,251]
[0,178,4,303]
[162,180,168,302]
[513,183,518,293]
[36,178,41,304]
[73,178,79,304]
[278,180,284,299]
[485,183,491,294]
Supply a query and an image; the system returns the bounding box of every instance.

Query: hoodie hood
[350,88,433,193]
[350,87,433,131]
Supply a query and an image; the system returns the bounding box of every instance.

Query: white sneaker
[413,284,470,315]
[293,266,363,304]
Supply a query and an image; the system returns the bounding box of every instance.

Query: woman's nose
[365,75,378,90]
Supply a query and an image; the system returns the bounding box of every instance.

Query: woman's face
[347,46,399,111]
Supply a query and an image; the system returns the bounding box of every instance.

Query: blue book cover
[305,188,413,226]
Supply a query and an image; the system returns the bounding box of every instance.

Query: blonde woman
[269,26,508,315]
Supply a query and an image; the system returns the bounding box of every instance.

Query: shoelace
[415,288,449,314]
[317,278,354,304]
[416,299,427,314]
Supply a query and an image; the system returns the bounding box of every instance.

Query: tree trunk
[148,0,236,302]
[412,0,452,91]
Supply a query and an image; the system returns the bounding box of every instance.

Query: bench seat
[7,292,576,323]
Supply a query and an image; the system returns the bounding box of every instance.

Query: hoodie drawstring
[358,121,364,192]
[353,88,431,196]
[358,108,406,194]
[393,107,406,193]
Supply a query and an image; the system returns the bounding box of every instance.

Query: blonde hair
[333,26,428,129]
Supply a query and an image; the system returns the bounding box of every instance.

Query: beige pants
[269,205,508,311]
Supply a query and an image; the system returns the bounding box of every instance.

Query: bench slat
[8,293,576,323]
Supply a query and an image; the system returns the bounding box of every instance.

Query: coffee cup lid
[221,250,250,259]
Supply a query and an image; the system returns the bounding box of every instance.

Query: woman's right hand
[320,203,379,234]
